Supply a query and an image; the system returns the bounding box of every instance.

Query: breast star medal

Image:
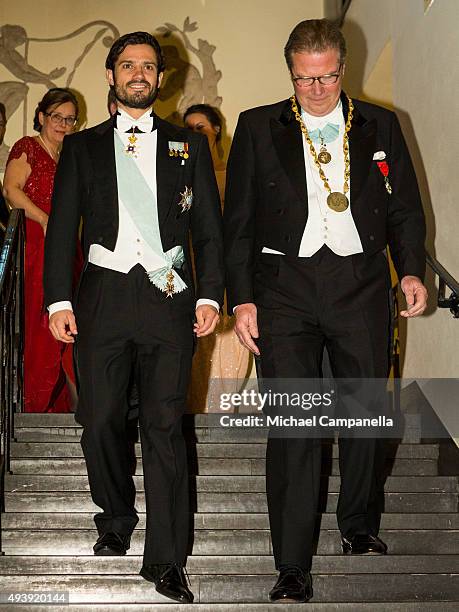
[178,186,193,212]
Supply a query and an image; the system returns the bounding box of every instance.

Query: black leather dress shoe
[93,532,129,556]
[342,534,388,555]
[140,563,194,604]
[269,566,313,603]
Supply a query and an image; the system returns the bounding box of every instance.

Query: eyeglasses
[44,112,77,127]
[292,65,342,88]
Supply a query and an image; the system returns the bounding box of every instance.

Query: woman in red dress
[3,88,80,412]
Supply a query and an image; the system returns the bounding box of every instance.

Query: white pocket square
[373,151,386,161]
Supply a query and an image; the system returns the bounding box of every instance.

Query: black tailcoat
[224,93,426,570]
[43,113,224,566]
[224,93,426,311]
[44,114,224,308]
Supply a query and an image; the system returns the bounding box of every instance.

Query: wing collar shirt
[49,107,218,314]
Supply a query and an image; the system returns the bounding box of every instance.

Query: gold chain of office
[290,94,354,212]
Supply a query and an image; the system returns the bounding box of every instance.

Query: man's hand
[234,302,260,355]
[400,275,428,317]
[194,305,220,337]
[49,309,78,343]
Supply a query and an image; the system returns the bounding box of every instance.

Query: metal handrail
[0,209,24,550]
[426,251,459,318]
[338,0,353,25]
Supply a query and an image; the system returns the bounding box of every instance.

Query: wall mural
[0,21,120,172]
[155,17,222,124]
[0,16,222,172]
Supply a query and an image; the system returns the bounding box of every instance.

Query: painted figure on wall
[0,21,119,171]
[156,18,222,124]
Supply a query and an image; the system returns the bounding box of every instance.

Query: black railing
[0,209,24,538]
[426,252,459,318]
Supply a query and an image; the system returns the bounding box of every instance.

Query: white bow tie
[116,112,155,133]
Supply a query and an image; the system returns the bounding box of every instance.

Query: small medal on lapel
[178,186,193,212]
[169,141,189,159]
[376,161,393,194]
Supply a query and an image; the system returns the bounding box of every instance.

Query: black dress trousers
[255,246,391,570]
[74,263,194,565]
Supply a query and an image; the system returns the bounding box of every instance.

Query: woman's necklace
[38,134,59,163]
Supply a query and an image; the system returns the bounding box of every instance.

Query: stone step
[1,529,458,556]
[7,417,457,608]
[12,428,423,446]
[0,574,457,603]
[4,512,458,531]
[4,491,456,513]
[4,474,456,494]
[13,414,237,428]
[1,554,458,575]
[10,413,427,432]
[0,604,457,612]
[10,442,440,459]
[12,429,426,445]
[10,415,426,439]
[0,605,458,612]
[13,429,272,444]
[9,457,438,476]
[2,528,272,556]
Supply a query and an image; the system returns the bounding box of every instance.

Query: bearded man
[44,31,224,604]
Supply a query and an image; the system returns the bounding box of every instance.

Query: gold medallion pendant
[318,147,332,164]
[290,94,354,215]
[327,192,349,212]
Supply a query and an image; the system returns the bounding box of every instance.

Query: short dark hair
[105,31,165,73]
[284,19,346,70]
[183,104,223,142]
[107,88,117,115]
[33,88,79,132]
[0,102,6,123]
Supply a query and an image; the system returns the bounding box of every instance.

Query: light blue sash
[114,132,186,294]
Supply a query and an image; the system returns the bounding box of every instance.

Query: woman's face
[185,112,219,145]
[39,101,77,144]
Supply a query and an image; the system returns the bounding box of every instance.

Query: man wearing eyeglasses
[44,32,223,604]
[224,19,427,603]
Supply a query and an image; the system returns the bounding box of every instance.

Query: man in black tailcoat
[44,31,224,604]
[224,19,427,603]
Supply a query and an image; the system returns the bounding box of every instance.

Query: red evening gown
[7,136,80,412]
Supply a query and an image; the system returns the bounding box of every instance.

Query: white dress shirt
[49,108,218,315]
[262,99,363,258]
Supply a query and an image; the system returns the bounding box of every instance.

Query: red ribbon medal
[376,161,392,194]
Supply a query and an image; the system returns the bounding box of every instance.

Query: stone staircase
[0,413,458,610]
